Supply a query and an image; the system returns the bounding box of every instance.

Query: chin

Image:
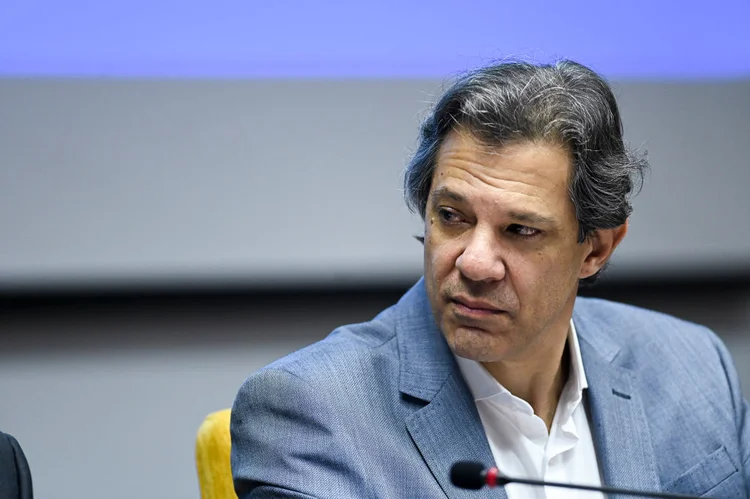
[445,325,512,363]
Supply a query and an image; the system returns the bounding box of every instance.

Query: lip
[450,296,505,315]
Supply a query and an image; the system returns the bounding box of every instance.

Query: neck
[482,328,571,430]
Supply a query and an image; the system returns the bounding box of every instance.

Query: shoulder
[257,305,401,383]
[0,431,23,460]
[574,296,722,351]
[0,431,32,497]
[574,296,703,331]
[574,297,735,387]
[232,304,403,420]
[230,308,405,498]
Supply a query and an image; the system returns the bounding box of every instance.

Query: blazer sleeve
[712,333,750,481]
[0,432,33,499]
[230,368,371,499]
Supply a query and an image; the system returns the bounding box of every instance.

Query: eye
[437,207,465,224]
[508,224,541,239]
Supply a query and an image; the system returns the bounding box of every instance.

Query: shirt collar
[455,319,589,407]
[567,318,588,393]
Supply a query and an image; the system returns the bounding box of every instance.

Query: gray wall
[1,76,748,499]
[1,283,749,499]
[2,79,749,291]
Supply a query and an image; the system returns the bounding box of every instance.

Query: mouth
[449,296,505,318]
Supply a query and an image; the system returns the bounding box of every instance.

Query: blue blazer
[231,280,750,498]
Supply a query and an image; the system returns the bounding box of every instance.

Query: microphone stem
[506,476,702,499]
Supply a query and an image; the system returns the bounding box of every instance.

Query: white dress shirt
[455,320,603,498]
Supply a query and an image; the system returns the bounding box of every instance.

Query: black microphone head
[450,461,486,490]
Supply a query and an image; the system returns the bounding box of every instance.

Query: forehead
[430,131,573,214]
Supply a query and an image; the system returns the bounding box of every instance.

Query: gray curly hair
[404,59,648,285]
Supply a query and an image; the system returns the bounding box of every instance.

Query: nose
[455,228,507,283]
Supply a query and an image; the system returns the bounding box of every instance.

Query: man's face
[423,131,590,364]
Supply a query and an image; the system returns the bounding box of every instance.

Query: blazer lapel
[406,373,503,499]
[575,306,661,493]
[396,280,502,499]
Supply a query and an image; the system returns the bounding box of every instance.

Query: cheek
[510,250,569,293]
[425,236,461,282]
[516,249,580,306]
[423,219,441,270]
[506,254,542,297]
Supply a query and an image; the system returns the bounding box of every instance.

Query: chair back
[196,409,237,499]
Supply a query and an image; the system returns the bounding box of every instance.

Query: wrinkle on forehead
[433,132,573,213]
[438,134,570,189]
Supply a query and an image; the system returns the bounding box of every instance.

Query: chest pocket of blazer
[664,445,745,497]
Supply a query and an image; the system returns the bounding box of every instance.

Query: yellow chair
[196,409,238,499]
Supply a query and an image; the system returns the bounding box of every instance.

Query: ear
[579,221,628,279]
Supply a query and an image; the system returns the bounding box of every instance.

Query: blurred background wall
[1,1,749,498]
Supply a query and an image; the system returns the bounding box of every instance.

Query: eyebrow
[507,211,557,226]
[430,186,557,226]
[430,186,466,204]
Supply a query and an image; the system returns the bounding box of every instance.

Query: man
[231,60,749,498]
[0,431,33,499]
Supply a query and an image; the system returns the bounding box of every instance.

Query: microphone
[450,461,704,499]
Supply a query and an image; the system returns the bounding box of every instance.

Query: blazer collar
[396,278,457,402]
